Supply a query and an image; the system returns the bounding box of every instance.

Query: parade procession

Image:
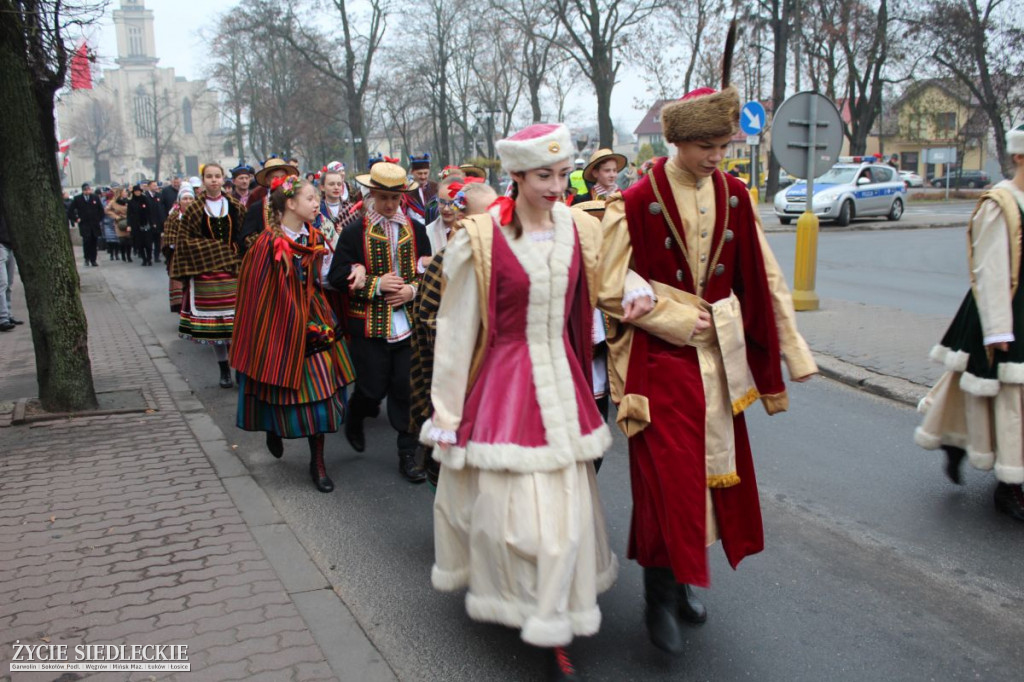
[2,0,1024,680]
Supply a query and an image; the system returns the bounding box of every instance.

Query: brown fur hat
[661,85,741,144]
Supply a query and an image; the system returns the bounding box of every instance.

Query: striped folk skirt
[178,272,236,344]
[168,277,184,313]
[236,341,355,439]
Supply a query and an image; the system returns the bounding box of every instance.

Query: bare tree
[912,0,1024,175]
[204,14,252,163]
[135,74,180,180]
[490,0,564,123]
[552,0,668,147]
[749,0,797,197]
[0,0,103,411]
[65,93,123,182]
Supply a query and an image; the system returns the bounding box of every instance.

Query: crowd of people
[47,52,1024,680]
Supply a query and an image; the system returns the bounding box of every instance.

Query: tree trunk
[0,20,98,412]
[594,58,615,148]
[766,0,791,199]
[528,73,543,123]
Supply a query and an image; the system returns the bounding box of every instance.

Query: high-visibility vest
[570,169,588,196]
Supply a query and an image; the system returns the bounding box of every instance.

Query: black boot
[643,567,684,654]
[421,445,440,488]
[677,584,707,624]
[308,435,334,493]
[266,432,284,459]
[344,400,366,453]
[994,482,1024,522]
[399,450,426,483]
[218,360,233,388]
[942,445,967,485]
[548,646,580,681]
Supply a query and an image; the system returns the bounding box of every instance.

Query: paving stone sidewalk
[0,267,393,682]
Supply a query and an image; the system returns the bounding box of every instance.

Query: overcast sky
[88,0,655,134]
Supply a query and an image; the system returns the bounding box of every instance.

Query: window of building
[94,159,111,185]
[900,151,919,173]
[133,87,154,138]
[128,25,143,57]
[185,156,199,176]
[935,112,957,138]
[182,98,193,134]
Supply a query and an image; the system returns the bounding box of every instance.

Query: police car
[773,157,907,226]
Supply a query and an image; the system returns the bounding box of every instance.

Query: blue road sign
[741,101,766,136]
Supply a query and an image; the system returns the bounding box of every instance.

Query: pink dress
[426,203,616,648]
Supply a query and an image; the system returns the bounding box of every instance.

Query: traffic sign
[740,101,766,136]
[770,92,843,180]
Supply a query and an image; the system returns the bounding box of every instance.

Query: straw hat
[459,164,487,179]
[583,148,627,183]
[355,162,419,193]
[254,157,299,188]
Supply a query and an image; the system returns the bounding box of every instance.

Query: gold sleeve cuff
[616,393,651,437]
[760,391,789,415]
[707,472,741,488]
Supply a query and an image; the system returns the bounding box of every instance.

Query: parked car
[930,170,991,189]
[899,170,925,188]
[773,157,907,226]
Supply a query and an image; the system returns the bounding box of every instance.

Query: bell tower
[112,0,159,67]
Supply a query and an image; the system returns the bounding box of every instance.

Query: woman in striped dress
[171,163,245,388]
[230,175,355,493]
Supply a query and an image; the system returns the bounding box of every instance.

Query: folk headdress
[459,163,487,179]
[230,163,255,178]
[495,123,573,173]
[660,20,740,143]
[355,162,419,193]
[409,152,432,170]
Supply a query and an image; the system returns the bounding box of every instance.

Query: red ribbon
[384,156,399,164]
[489,196,515,226]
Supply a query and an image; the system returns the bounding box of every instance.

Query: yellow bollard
[792,209,820,311]
[748,186,760,205]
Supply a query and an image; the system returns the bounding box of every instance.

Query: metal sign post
[770,91,843,312]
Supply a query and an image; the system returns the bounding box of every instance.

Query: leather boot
[344,403,366,453]
[398,450,426,483]
[677,584,707,624]
[643,567,684,654]
[548,646,580,681]
[942,445,967,485]
[308,435,334,493]
[218,360,233,388]
[994,482,1024,522]
[266,432,284,459]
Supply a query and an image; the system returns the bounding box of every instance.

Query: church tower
[112,0,159,68]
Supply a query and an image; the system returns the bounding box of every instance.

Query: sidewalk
[0,266,394,681]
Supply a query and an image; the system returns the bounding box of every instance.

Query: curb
[763,220,964,234]
[94,268,398,682]
[813,352,927,408]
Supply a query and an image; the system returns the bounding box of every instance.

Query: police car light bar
[837,155,882,164]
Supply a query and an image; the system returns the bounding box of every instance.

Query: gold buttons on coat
[700,254,707,263]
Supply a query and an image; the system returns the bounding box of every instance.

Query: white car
[773,158,908,226]
[899,170,925,188]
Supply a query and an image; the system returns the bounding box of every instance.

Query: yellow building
[876,80,987,177]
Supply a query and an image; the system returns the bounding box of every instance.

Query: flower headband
[270,175,303,197]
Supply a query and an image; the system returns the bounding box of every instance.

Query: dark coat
[127,195,153,231]
[147,191,168,230]
[67,193,105,238]
[160,185,180,215]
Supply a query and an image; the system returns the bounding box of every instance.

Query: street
[758,198,976,232]
[97,226,1024,681]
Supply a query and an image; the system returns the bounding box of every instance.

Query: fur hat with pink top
[660,21,740,144]
[495,123,573,173]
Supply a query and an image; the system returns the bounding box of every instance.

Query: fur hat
[1009,124,1024,155]
[496,123,573,173]
[661,85,741,144]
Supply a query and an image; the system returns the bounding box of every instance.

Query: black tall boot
[345,396,366,452]
[994,482,1024,521]
[942,445,967,485]
[398,449,426,484]
[308,434,334,493]
[266,432,284,459]
[643,567,684,654]
[677,584,707,624]
[218,360,233,388]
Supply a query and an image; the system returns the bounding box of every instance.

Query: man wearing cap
[230,164,256,207]
[67,183,105,267]
[596,27,817,656]
[327,162,431,483]
[573,149,627,205]
[236,157,299,251]
[404,153,438,231]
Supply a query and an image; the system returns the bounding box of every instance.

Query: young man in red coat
[597,80,817,655]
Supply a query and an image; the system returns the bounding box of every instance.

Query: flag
[58,138,75,154]
[70,42,92,90]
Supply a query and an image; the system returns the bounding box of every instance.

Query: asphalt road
[758,198,976,231]
[100,258,1023,681]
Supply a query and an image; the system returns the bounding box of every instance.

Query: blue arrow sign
[741,101,766,136]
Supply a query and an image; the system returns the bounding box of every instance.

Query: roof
[634,100,671,137]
